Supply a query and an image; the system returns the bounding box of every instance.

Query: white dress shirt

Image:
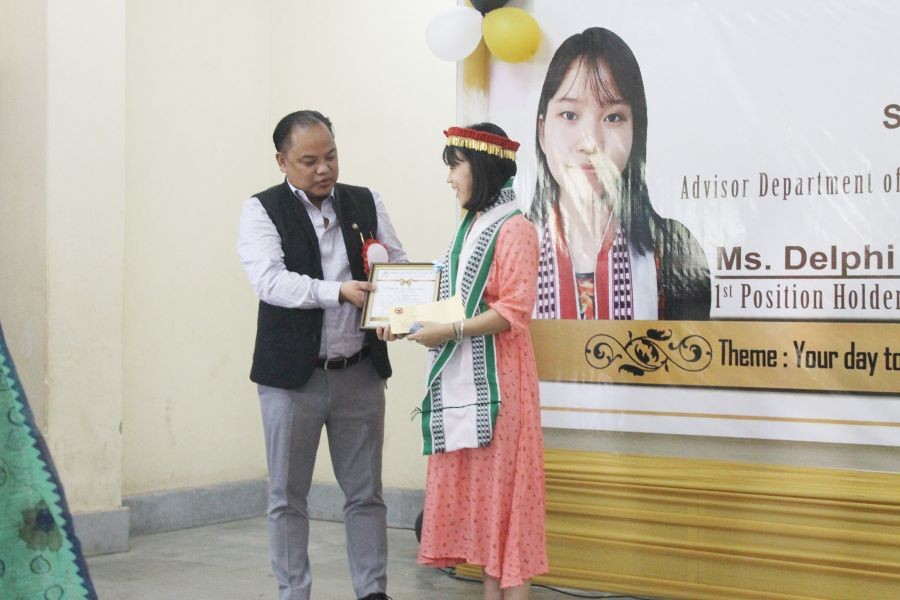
[238,181,407,359]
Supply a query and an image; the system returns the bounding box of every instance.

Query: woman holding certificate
[381,124,547,599]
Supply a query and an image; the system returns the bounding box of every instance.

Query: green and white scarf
[421,183,520,455]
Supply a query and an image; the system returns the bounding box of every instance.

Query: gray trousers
[258,357,388,600]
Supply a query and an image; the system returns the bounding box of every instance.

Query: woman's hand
[406,321,454,348]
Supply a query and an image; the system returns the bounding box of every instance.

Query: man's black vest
[249,181,391,389]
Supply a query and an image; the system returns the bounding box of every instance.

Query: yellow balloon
[482,7,541,63]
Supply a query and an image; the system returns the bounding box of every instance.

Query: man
[238,110,405,600]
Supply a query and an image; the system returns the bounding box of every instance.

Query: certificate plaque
[360,263,441,330]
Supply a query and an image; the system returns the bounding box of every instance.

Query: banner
[474,0,900,445]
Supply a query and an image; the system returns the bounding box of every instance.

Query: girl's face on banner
[446,157,473,207]
[540,58,634,202]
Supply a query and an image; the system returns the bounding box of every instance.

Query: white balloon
[425,6,483,62]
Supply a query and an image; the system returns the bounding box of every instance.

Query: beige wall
[122,0,274,495]
[0,1,49,428]
[45,0,126,513]
[121,0,456,495]
[1,0,455,514]
[1,0,126,512]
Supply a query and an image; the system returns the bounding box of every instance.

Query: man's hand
[375,325,404,342]
[339,281,374,308]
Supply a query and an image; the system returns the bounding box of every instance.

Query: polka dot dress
[417,215,548,589]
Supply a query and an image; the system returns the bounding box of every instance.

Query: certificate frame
[359,263,441,330]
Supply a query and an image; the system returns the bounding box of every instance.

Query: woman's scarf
[534,206,659,320]
[420,184,520,455]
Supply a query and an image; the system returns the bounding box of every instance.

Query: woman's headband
[443,127,520,161]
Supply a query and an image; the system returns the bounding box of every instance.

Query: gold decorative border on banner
[540,406,900,428]
[531,320,900,394]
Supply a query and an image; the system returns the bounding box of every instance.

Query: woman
[531,27,711,320]
[382,123,547,599]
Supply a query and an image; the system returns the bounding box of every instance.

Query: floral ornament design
[585,328,713,376]
[19,499,63,551]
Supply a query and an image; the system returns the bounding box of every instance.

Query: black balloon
[471,0,509,15]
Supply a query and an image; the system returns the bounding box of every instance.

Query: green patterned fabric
[0,324,97,599]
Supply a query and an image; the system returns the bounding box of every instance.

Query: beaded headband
[443,126,520,161]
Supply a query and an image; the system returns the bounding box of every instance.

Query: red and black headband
[443,127,520,161]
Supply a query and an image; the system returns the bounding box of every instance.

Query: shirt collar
[285,179,334,207]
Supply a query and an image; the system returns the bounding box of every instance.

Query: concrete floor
[86,517,651,600]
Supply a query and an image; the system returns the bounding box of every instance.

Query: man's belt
[315,346,370,370]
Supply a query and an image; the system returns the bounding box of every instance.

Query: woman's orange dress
[417,215,548,589]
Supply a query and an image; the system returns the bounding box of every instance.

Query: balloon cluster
[426,1,540,63]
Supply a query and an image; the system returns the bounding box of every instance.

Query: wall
[1,0,456,520]
[1,0,126,514]
[122,0,457,496]
[45,0,126,513]
[0,1,49,428]
[122,0,274,495]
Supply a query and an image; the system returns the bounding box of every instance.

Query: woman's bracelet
[452,320,465,342]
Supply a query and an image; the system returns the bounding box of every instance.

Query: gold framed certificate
[360,263,441,330]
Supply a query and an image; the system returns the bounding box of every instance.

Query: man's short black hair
[273,110,334,153]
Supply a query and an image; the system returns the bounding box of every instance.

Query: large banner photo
[471,0,900,446]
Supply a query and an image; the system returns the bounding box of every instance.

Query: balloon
[470,0,509,15]
[425,6,484,62]
[482,7,541,63]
